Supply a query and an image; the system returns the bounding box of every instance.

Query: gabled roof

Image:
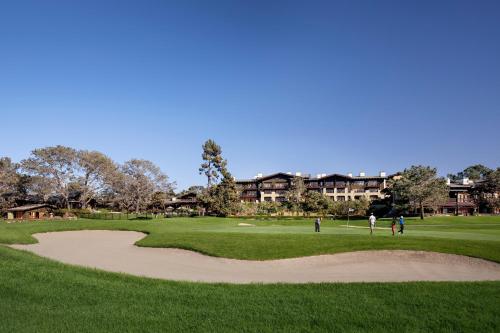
[311,173,386,181]
[257,172,297,181]
[236,171,386,183]
[312,173,351,181]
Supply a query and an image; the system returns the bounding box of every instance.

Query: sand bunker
[10,230,500,283]
[238,223,255,226]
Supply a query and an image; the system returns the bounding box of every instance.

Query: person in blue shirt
[398,216,405,234]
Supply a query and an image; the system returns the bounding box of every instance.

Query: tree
[390,165,448,219]
[197,140,239,216]
[76,150,117,209]
[472,167,500,213]
[352,197,370,216]
[448,164,492,182]
[199,139,226,187]
[285,176,306,215]
[21,146,79,209]
[150,191,169,213]
[256,201,281,215]
[177,185,204,197]
[200,168,240,216]
[115,159,175,213]
[302,191,331,216]
[0,157,22,212]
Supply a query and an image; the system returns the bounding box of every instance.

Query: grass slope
[1,246,499,333]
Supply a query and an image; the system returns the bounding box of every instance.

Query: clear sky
[1,0,499,190]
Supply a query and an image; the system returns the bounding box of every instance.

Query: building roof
[7,204,54,212]
[236,172,386,183]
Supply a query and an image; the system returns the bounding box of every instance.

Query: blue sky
[1,0,499,190]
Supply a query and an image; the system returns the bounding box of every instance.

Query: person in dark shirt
[314,217,321,232]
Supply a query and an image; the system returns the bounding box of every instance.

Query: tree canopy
[390,165,448,219]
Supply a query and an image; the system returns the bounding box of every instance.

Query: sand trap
[10,230,500,284]
[238,223,255,226]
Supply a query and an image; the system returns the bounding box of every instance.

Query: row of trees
[388,165,500,218]
[0,146,175,213]
[448,164,500,214]
[2,141,498,218]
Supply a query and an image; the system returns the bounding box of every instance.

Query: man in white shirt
[369,213,376,235]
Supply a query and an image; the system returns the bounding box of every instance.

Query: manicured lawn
[0,246,499,333]
[1,215,500,261]
[1,216,499,332]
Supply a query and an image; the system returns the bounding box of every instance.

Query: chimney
[295,172,302,177]
[446,178,451,185]
[347,172,353,177]
[379,171,386,177]
[462,177,469,185]
[359,171,366,177]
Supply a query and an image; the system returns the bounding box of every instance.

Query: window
[326,188,334,193]
[264,197,272,202]
[264,190,272,194]
[337,196,345,201]
[276,197,287,202]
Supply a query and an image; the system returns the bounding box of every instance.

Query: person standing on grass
[314,217,321,232]
[391,217,396,236]
[369,213,376,235]
[398,215,405,234]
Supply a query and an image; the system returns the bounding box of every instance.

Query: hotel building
[236,171,387,203]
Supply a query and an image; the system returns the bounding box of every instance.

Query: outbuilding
[6,204,55,220]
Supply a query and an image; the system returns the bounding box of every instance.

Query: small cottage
[6,204,55,220]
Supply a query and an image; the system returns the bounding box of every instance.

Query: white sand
[10,230,500,284]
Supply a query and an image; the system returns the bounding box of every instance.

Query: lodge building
[236,171,387,203]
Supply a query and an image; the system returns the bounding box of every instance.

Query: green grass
[1,215,500,261]
[0,245,499,333]
[1,215,499,332]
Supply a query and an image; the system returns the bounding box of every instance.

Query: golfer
[369,213,376,235]
[391,217,396,236]
[398,215,405,234]
[314,217,321,232]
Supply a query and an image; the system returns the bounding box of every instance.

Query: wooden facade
[236,172,387,203]
[6,204,55,220]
